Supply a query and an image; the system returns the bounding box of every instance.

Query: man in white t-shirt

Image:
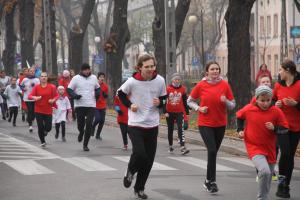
[118,54,167,199]
[0,70,11,120]
[67,63,100,151]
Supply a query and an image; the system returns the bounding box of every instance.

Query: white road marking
[61,157,116,171]
[4,160,55,175]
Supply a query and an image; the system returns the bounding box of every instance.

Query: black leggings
[35,113,52,144]
[166,112,185,146]
[278,131,300,185]
[25,101,35,126]
[8,106,18,124]
[55,121,66,138]
[119,123,129,145]
[199,126,225,182]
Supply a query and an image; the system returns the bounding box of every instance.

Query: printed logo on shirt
[168,91,182,105]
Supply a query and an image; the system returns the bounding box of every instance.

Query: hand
[74,94,82,100]
[117,110,123,115]
[33,96,42,101]
[48,99,55,104]
[153,97,160,106]
[131,104,138,112]
[220,95,227,103]
[275,100,282,108]
[199,106,208,114]
[238,131,244,139]
[165,113,169,118]
[282,97,297,107]
[265,122,274,131]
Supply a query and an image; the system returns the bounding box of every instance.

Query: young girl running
[3,77,22,126]
[187,61,235,193]
[273,59,300,198]
[29,72,58,147]
[236,85,289,200]
[114,95,129,150]
[53,86,72,142]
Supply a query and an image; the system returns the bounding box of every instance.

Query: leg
[44,114,52,133]
[12,107,18,125]
[83,107,95,148]
[35,113,45,144]
[252,155,274,200]
[285,132,300,186]
[25,102,35,126]
[199,126,219,182]
[175,113,184,146]
[95,109,106,138]
[61,121,66,138]
[75,107,86,142]
[119,123,128,146]
[134,127,158,192]
[166,113,175,147]
[277,134,291,180]
[55,123,60,138]
[8,107,13,122]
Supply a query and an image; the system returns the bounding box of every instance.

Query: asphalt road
[0,118,299,200]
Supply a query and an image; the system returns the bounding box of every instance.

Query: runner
[164,73,190,155]
[3,77,22,126]
[53,86,72,142]
[273,59,300,198]
[92,72,109,140]
[0,70,11,120]
[67,63,100,151]
[28,72,58,147]
[118,54,167,199]
[187,61,235,193]
[20,68,40,132]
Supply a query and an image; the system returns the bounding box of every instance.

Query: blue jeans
[92,108,106,137]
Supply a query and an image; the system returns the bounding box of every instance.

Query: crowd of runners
[0,54,299,200]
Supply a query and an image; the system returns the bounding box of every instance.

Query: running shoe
[40,143,46,148]
[168,146,174,153]
[83,146,89,151]
[134,190,148,199]
[29,126,33,133]
[123,169,134,188]
[203,180,219,193]
[122,145,128,151]
[180,146,190,155]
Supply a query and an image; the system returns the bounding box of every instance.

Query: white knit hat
[57,85,65,91]
[62,70,70,78]
[171,73,181,81]
[255,85,272,98]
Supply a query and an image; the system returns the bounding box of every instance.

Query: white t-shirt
[68,74,100,108]
[21,77,40,102]
[0,76,10,89]
[119,75,166,128]
[4,85,22,108]
[53,96,71,123]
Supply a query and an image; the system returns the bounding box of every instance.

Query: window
[267,16,271,37]
[260,16,265,37]
[274,54,279,77]
[267,55,272,68]
[273,14,278,37]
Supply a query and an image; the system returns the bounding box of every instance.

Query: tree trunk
[152,0,191,78]
[50,0,57,75]
[2,4,17,75]
[107,0,130,102]
[69,0,95,73]
[82,28,89,63]
[19,0,34,68]
[225,0,255,127]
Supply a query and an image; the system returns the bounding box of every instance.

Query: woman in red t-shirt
[255,64,272,86]
[187,61,235,193]
[29,72,58,147]
[237,85,288,200]
[273,59,300,198]
[114,95,129,150]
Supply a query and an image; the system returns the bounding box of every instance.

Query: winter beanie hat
[63,70,70,78]
[171,73,181,81]
[255,85,272,99]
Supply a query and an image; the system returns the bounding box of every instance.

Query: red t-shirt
[58,77,70,98]
[236,104,288,163]
[190,80,234,127]
[273,81,300,132]
[114,96,128,124]
[96,82,109,109]
[166,85,186,113]
[29,84,58,115]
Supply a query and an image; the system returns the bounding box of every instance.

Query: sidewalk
[105,114,300,170]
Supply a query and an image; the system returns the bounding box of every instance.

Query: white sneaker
[40,143,46,148]
[29,126,33,133]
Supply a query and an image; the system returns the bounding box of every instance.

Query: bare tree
[225,0,255,127]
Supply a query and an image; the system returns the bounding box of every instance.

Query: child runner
[118,54,167,199]
[114,94,129,150]
[164,73,190,155]
[53,86,72,142]
[273,59,300,198]
[236,85,289,200]
[3,77,22,126]
[187,61,235,193]
[29,72,58,147]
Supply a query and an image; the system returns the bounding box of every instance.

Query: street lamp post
[43,0,52,74]
[94,36,101,73]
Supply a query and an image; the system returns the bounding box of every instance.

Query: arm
[182,93,190,115]
[236,118,245,132]
[187,96,199,111]
[157,95,167,108]
[95,87,101,101]
[67,88,81,99]
[117,90,132,108]
[274,126,289,135]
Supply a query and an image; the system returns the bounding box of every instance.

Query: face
[207,64,220,79]
[140,59,156,80]
[261,65,267,70]
[278,66,288,81]
[70,70,75,76]
[58,88,65,95]
[0,72,5,78]
[259,77,271,87]
[40,72,48,83]
[172,78,181,85]
[28,68,35,76]
[81,69,91,76]
[256,94,272,110]
[23,69,28,76]
[98,75,105,83]
[11,78,17,85]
